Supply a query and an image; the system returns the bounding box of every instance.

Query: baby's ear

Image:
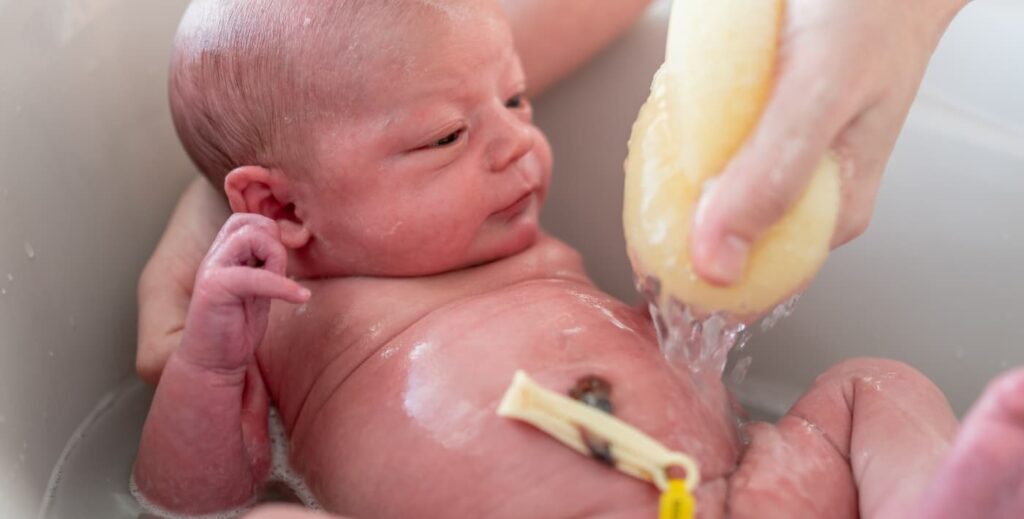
[224,166,311,249]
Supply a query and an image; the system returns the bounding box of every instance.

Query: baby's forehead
[313,1,515,106]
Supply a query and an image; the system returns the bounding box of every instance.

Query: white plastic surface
[0,1,194,516]
[1,0,1021,517]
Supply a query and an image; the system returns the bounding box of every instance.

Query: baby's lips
[493,191,534,219]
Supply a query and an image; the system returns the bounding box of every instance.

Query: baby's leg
[727,357,958,519]
[918,368,1024,519]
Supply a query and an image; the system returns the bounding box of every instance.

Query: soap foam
[129,478,251,519]
[266,409,322,511]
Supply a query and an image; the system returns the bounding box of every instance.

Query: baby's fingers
[206,214,289,275]
[214,266,311,304]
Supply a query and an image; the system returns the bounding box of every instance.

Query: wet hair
[169,0,427,190]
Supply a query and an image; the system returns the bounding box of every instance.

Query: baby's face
[294,3,552,277]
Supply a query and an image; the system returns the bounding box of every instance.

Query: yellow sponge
[623,0,840,317]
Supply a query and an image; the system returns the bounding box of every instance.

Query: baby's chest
[383,283,655,367]
[289,285,742,515]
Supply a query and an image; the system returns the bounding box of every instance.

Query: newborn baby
[134,1,1024,518]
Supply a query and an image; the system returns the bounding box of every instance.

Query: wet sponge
[623,0,840,317]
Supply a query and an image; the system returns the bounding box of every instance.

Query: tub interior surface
[41,382,151,519]
[2,0,1023,517]
[1,1,194,516]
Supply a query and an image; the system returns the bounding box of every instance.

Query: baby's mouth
[494,191,535,220]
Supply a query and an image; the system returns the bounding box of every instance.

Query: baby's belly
[292,280,742,518]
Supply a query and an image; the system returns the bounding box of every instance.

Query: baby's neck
[286,231,585,285]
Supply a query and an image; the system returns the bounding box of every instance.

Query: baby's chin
[466,201,542,267]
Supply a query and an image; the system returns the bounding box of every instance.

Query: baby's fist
[178,214,310,372]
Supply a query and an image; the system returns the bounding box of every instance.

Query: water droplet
[6,273,11,282]
[641,275,748,376]
[760,295,801,332]
[729,356,754,385]
[24,242,35,259]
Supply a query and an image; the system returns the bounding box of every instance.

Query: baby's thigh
[726,357,958,519]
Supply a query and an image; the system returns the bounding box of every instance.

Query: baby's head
[171,0,552,278]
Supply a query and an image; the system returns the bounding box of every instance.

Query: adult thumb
[689,71,848,286]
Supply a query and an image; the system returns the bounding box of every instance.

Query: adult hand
[690,0,970,285]
[137,177,229,384]
[501,0,654,97]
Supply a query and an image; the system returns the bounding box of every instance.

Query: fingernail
[707,234,749,284]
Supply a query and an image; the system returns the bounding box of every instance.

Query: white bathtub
[1,0,1021,517]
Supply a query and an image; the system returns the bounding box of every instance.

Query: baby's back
[258,235,743,517]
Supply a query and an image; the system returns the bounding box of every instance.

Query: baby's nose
[487,116,535,173]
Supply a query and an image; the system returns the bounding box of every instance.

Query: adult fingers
[689,50,856,286]
[829,91,910,247]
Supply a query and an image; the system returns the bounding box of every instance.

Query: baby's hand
[177,214,310,372]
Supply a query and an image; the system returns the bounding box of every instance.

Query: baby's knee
[814,356,940,395]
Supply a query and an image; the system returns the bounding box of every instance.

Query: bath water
[40,379,321,519]
[637,275,800,379]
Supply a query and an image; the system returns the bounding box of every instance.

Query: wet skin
[251,224,969,519]
[135,2,988,517]
[261,233,746,517]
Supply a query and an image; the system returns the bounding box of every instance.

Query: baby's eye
[429,128,464,149]
[505,94,524,109]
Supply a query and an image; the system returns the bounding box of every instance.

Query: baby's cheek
[389,206,483,272]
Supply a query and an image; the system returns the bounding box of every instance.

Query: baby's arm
[728,358,958,519]
[133,215,309,514]
[137,177,229,384]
